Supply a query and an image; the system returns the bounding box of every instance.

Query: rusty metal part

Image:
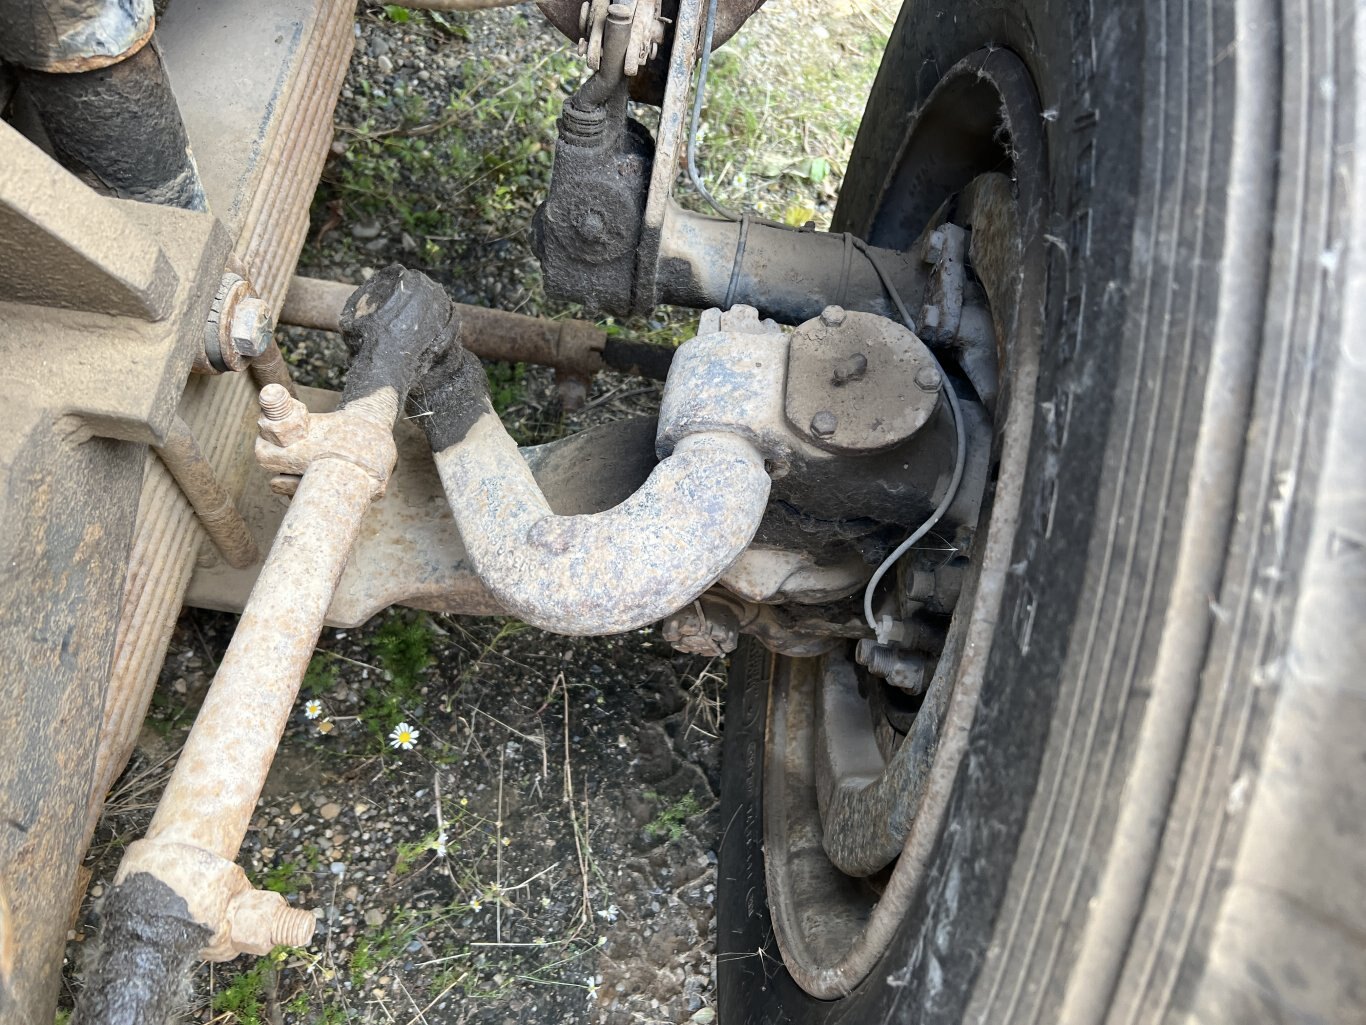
[916,222,967,345]
[106,280,447,964]
[91,379,256,848]
[623,0,667,77]
[249,340,300,397]
[631,0,701,307]
[662,593,742,656]
[537,0,765,105]
[854,639,928,695]
[0,0,155,72]
[112,384,400,962]
[82,0,353,986]
[104,0,352,750]
[656,304,791,464]
[154,415,259,568]
[20,39,208,210]
[657,204,929,324]
[165,4,355,314]
[0,131,229,449]
[256,387,400,497]
[577,0,610,68]
[194,272,277,374]
[573,2,633,108]
[187,393,661,625]
[280,274,653,389]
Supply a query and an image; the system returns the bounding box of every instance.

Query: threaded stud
[258,383,291,420]
[272,904,316,947]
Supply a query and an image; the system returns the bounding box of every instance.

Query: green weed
[486,361,526,417]
[373,611,434,689]
[301,653,338,697]
[211,948,288,1025]
[645,792,704,842]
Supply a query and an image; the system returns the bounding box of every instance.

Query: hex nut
[915,365,942,392]
[809,410,838,438]
[820,305,847,327]
[230,297,274,359]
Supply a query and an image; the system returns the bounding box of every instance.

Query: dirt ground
[61,4,892,1023]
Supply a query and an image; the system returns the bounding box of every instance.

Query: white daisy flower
[303,699,322,720]
[388,721,420,750]
[434,831,448,857]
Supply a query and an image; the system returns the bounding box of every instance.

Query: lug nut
[819,305,847,327]
[809,410,838,438]
[915,365,942,392]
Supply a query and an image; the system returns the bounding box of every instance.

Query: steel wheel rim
[761,48,1049,998]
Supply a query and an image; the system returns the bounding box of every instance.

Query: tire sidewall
[718,0,1155,1021]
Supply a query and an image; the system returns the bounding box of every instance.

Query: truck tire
[716,0,1366,1022]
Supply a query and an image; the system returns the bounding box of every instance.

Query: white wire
[680,3,969,634]
[861,354,967,641]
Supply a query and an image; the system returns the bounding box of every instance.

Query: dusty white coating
[432,410,771,635]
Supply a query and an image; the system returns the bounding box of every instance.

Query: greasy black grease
[72,874,211,1025]
[415,345,493,453]
[339,264,463,409]
[338,264,490,452]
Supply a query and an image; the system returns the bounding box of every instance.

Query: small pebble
[320,803,341,820]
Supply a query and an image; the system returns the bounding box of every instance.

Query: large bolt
[915,365,942,392]
[229,297,274,359]
[809,410,838,438]
[820,305,847,327]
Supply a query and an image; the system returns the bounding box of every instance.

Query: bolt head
[915,365,942,392]
[230,297,274,358]
[810,410,838,438]
[819,305,847,327]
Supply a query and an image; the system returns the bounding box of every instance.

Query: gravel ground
[62,4,891,1023]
